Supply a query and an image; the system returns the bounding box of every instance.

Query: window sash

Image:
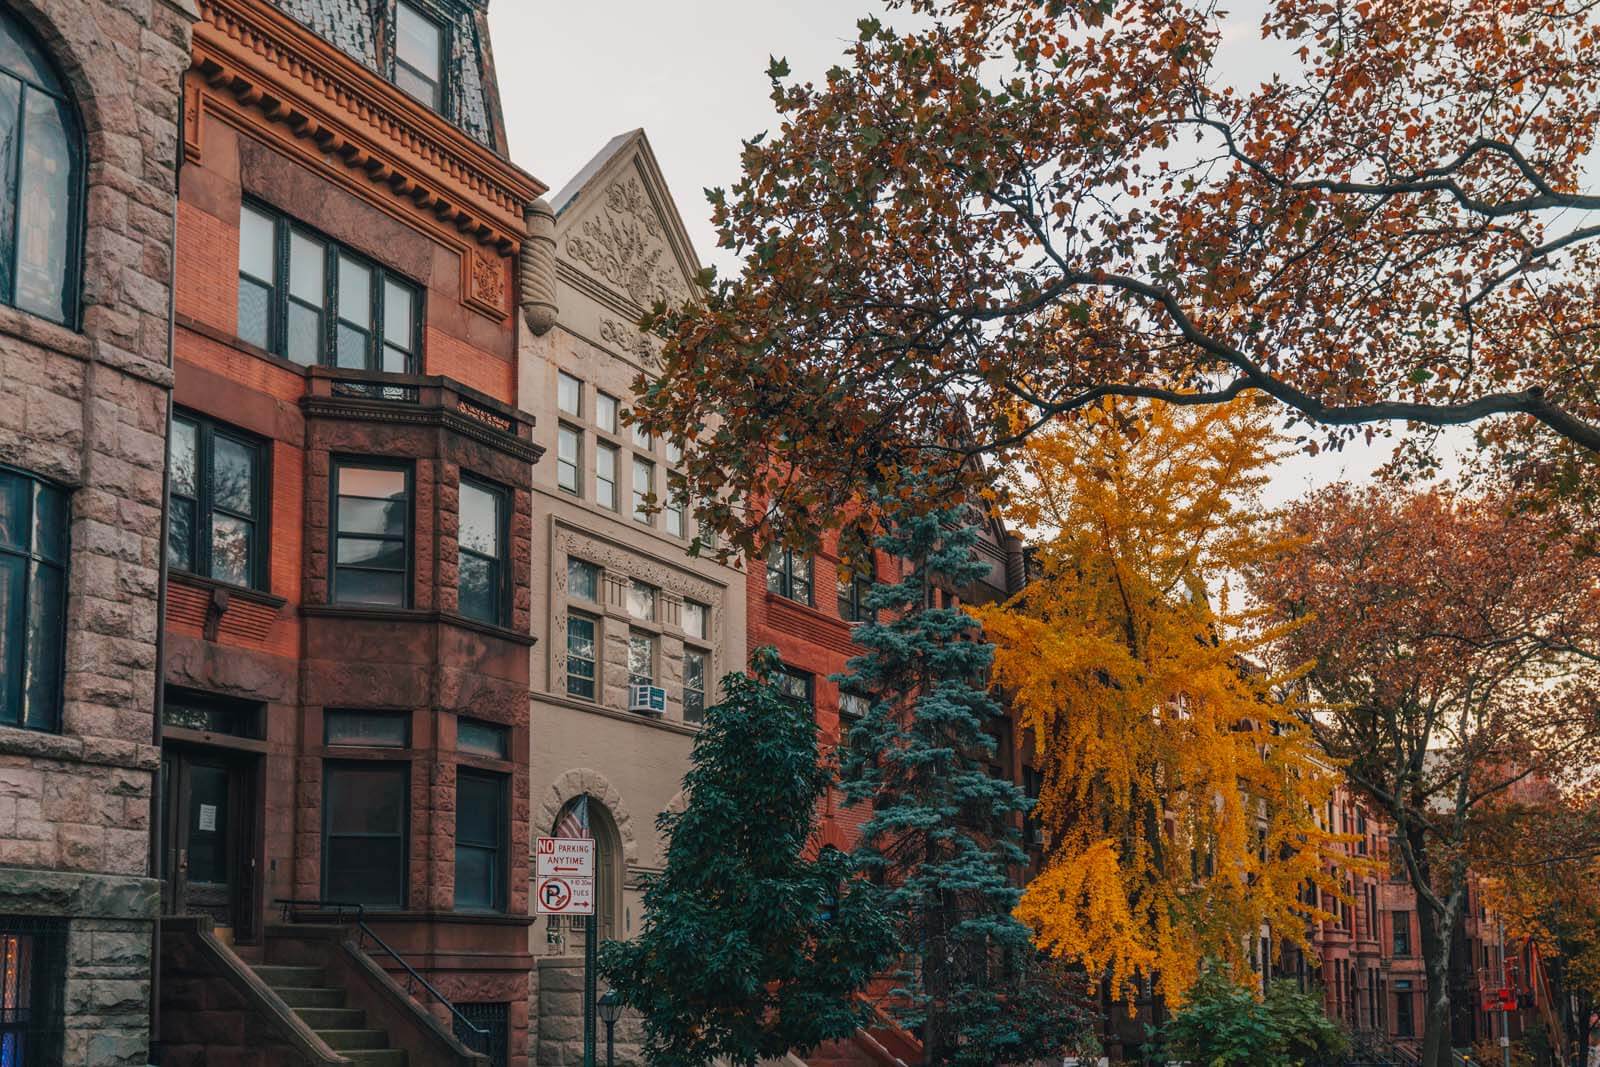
[167,415,265,590]
[238,203,421,371]
[556,425,580,494]
[394,1,446,110]
[333,462,411,607]
[566,614,597,700]
[457,477,508,626]
[631,458,654,524]
[682,648,706,724]
[595,444,618,511]
[322,762,408,910]
[0,469,67,733]
[766,549,812,604]
[454,770,506,911]
[627,632,654,688]
[0,45,83,328]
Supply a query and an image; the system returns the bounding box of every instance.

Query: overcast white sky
[487,0,1424,506]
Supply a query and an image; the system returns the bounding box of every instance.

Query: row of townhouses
[0,1,1556,1066]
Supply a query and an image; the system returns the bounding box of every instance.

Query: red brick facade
[158,0,544,1062]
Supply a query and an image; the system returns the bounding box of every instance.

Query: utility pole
[1501,919,1513,1067]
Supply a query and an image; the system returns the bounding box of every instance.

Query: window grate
[453,1001,508,1067]
[0,917,65,1067]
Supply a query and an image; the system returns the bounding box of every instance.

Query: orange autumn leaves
[975,400,1342,1004]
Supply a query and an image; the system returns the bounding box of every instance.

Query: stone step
[341,1050,407,1066]
[294,1006,367,1030]
[254,964,327,988]
[316,1029,389,1051]
[277,986,345,1009]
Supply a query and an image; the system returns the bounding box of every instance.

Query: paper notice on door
[197,804,217,832]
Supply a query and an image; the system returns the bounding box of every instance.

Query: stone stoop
[254,964,407,1067]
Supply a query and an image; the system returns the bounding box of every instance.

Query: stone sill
[531,690,699,738]
[300,604,537,647]
[0,723,160,772]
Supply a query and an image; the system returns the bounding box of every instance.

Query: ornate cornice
[190,0,544,253]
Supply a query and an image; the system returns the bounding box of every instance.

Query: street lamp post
[597,989,623,1067]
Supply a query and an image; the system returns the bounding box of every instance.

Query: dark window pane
[567,615,596,700]
[326,764,407,834]
[0,13,65,92]
[459,482,499,557]
[239,205,275,281]
[336,322,369,369]
[335,567,404,606]
[458,553,495,623]
[567,558,597,601]
[337,497,406,538]
[325,836,404,908]
[454,846,493,910]
[383,279,413,349]
[170,418,198,498]
[0,553,21,724]
[341,467,407,500]
[238,277,271,350]
[22,562,61,730]
[338,255,371,328]
[457,774,501,848]
[186,764,229,885]
[14,89,77,324]
[286,301,321,365]
[289,232,324,303]
[457,719,508,759]
[336,537,405,570]
[212,435,255,516]
[210,514,251,586]
[326,710,407,748]
[0,77,20,308]
[382,342,410,375]
[0,470,26,549]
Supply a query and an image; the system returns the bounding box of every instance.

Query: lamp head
[597,988,623,1025]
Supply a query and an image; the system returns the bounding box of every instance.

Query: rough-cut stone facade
[0,0,195,1062]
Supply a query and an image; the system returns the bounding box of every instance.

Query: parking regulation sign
[535,836,595,916]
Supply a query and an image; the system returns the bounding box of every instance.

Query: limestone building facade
[0,0,195,1063]
[518,129,747,1067]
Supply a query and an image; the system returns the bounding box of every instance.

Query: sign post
[535,837,597,1067]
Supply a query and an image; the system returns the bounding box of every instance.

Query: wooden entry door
[160,747,257,939]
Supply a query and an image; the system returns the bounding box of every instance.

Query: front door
[160,748,256,939]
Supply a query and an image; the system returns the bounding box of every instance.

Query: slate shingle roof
[266,0,503,152]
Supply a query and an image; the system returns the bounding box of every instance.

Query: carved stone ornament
[565,176,689,308]
[598,316,655,364]
[466,246,508,316]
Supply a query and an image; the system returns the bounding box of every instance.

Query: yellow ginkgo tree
[975,399,1341,1004]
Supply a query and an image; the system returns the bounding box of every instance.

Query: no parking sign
[535,836,595,915]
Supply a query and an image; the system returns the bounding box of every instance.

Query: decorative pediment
[553,132,700,320]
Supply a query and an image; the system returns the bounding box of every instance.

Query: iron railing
[274,898,489,1055]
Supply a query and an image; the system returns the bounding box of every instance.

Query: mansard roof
[265,0,506,153]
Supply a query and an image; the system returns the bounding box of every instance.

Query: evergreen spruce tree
[838,485,1093,1066]
[599,649,896,1067]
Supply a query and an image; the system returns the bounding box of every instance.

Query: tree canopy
[1248,481,1600,1067]
[599,650,897,1067]
[635,0,1600,554]
[975,399,1340,1003]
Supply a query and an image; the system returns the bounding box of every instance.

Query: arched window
[553,796,622,944]
[0,11,82,326]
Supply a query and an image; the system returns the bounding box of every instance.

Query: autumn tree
[837,481,1093,1066]
[600,650,897,1067]
[1248,484,1600,1067]
[1476,791,1600,1067]
[634,0,1600,556]
[973,399,1340,1005]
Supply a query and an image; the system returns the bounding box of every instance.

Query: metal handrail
[274,898,489,1052]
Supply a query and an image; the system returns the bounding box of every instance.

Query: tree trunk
[1418,894,1456,1067]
